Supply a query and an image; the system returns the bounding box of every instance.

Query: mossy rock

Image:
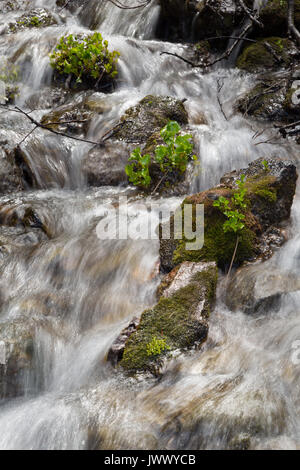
[114,95,188,144]
[8,8,57,33]
[120,261,217,374]
[236,38,297,73]
[259,0,300,37]
[160,156,297,273]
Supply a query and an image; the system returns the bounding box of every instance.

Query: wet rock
[41,93,95,136]
[119,261,217,375]
[0,225,48,258]
[113,95,188,144]
[0,0,28,14]
[25,87,71,110]
[226,264,300,314]
[160,156,297,273]
[82,94,193,193]
[236,38,299,74]
[82,141,129,187]
[258,0,300,38]
[8,8,57,33]
[107,317,140,366]
[0,317,36,398]
[56,0,85,13]
[0,146,23,194]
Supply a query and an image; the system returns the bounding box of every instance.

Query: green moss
[246,174,278,203]
[173,208,255,269]
[237,37,293,72]
[120,266,217,373]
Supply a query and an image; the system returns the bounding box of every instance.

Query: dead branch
[237,0,263,28]
[216,78,227,120]
[160,52,199,67]
[288,0,300,46]
[0,105,127,148]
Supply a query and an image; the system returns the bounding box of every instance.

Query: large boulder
[236,38,299,74]
[113,95,188,143]
[117,261,217,375]
[160,156,297,273]
[82,94,193,194]
[258,0,300,38]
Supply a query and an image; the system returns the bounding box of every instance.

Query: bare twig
[237,0,263,28]
[226,235,239,283]
[288,0,300,45]
[160,52,199,67]
[216,78,227,120]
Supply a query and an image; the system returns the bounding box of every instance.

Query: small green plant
[146,336,170,357]
[213,174,247,234]
[29,16,41,27]
[50,32,120,85]
[0,62,19,83]
[262,159,269,171]
[125,120,197,188]
[213,175,248,278]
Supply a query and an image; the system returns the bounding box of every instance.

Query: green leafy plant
[262,159,269,171]
[0,62,19,83]
[125,120,197,189]
[146,336,170,357]
[125,148,151,187]
[50,32,120,86]
[213,175,248,278]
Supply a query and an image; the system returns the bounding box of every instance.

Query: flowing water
[0,0,299,450]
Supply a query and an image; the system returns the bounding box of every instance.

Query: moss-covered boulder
[117,261,217,375]
[114,95,188,143]
[259,0,300,38]
[83,95,193,194]
[160,157,297,273]
[237,68,300,122]
[236,38,298,74]
[8,8,57,33]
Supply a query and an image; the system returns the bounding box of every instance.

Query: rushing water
[0,0,299,450]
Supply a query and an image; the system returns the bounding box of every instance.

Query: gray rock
[226,264,300,314]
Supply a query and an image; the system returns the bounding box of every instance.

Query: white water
[0,0,299,450]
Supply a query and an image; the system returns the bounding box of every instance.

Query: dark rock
[107,317,140,366]
[119,261,217,375]
[160,156,297,273]
[82,141,130,187]
[258,0,300,38]
[0,146,23,194]
[157,0,242,43]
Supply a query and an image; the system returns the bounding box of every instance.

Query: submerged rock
[0,317,36,398]
[160,156,297,273]
[0,146,23,194]
[118,261,217,375]
[226,264,300,314]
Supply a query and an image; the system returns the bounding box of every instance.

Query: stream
[0,0,300,450]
